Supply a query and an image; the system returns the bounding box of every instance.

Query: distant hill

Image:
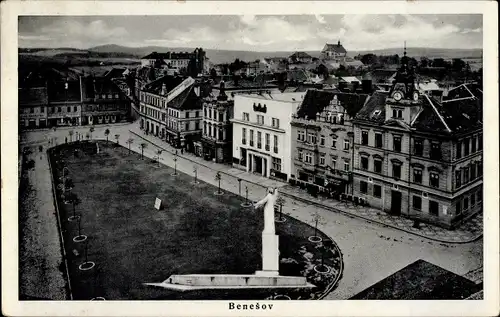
[20,44,483,66]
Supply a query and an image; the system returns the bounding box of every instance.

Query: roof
[322,43,347,54]
[143,75,185,95]
[81,76,125,101]
[290,52,312,59]
[136,66,157,82]
[354,91,389,123]
[350,259,482,300]
[296,89,369,120]
[104,68,126,79]
[19,87,48,106]
[213,78,278,90]
[167,85,202,110]
[286,69,310,82]
[444,83,483,101]
[47,80,81,103]
[141,51,194,60]
[239,92,305,103]
[340,76,361,83]
[362,69,397,83]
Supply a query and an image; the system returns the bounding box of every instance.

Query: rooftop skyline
[19,15,482,52]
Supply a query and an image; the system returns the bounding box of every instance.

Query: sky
[18,15,483,51]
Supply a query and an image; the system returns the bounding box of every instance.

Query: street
[20,121,483,299]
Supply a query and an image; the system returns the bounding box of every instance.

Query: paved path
[19,146,67,300]
[21,122,483,299]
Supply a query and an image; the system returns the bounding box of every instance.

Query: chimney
[161,83,167,96]
[338,40,341,46]
[194,85,200,97]
[362,79,373,94]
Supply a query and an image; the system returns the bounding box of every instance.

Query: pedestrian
[65,137,68,144]
[181,148,184,155]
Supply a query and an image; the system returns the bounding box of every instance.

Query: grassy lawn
[49,141,342,300]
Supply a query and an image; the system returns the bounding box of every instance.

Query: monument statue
[254,187,279,235]
[254,187,280,275]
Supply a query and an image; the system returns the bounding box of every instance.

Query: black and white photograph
[2,1,498,316]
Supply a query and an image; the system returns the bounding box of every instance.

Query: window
[478,134,483,150]
[218,128,223,141]
[413,169,422,184]
[307,133,317,144]
[196,111,199,117]
[51,107,55,113]
[204,107,207,117]
[455,170,462,188]
[195,122,199,130]
[373,185,382,198]
[305,152,313,164]
[273,135,278,153]
[430,142,442,160]
[40,106,45,113]
[464,138,470,156]
[429,172,439,188]
[361,131,368,145]
[209,109,212,119]
[331,158,337,170]
[257,115,264,125]
[74,106,77,112]
[30,107,34,113]
[375,133,383,148]
[471,193,476,207]
[332,139,337,149]
[272,118,280,128]
[456,200,462,215]
[456,142,462,159]
[344,139,350,151]
[360,156,369,170]
[219,112,224,122]
[414,139,423,156]
[360,181,368,194]
[393,135,402,152]
[477,161,483,177]
[463,197,469,210]
[115,94,119,98]
[297,130,305,141]
[392,163,401,179]
[319,153,326,166]
[470,164,476,180]
[58,107,62,112]
[185,123,190,131]
[413,196,422,211]
[374,159,382,173]
[243,112,250,121]
[257,131,262,149]
[464,167,470,184]
[477,189,482,202]
[250,130,254,146]
[265,133,270,151]
[298,150,303,161]
[344,161,350,171]
[272,157,282,171]
[471,136,477,153]
[429,200,439,216]
[186,112,190,119]
[320,135,325,146]
[392,108,403,118]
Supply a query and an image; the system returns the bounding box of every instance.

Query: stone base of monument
[144,274,313,291]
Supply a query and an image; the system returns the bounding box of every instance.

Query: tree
[126,138,134,154]
[452,58,466,72]
[215,172,222,194]
[420,57,429,68]
[89,126,95,140]
[361,53,378,65]
[70,192,81,220]
[114,134,120,144]
[68,130,74,142]
[139,142,147,159]
[104,129,110,143]
[276,195,286,220]
[210,68,217,79]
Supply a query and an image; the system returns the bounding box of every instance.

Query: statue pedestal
[255,233,279,276]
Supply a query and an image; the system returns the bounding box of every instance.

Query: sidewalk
[129,125,482,244]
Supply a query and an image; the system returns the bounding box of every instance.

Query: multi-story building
[199,81,234,162]
[47,79,83,127]
[140,48,207,75]
[139,76,203,151]
[288,52,313,64]
[352,51,482,228]
[231,92,305,181]
[290,89,369,195]
[19,85,49,129]
[80,76,131,126]
[321,40,347,62]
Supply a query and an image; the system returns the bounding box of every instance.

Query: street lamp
[237,178,242,196]
[193,166,198,184]
[62,167,69,193]
[173,154,178,176]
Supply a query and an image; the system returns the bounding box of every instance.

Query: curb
[46,148,74,300]
[129,129,482,245]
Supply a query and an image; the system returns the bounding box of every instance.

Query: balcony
[297,141,319,152]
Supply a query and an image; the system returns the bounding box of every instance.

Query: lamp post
[173,154,178,175]
[193,166,198,183]
[62,167,69,193]
[237,178,242,196]
[245,186,249,205]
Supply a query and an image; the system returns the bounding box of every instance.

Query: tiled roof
[287,69,310,82]
[444,83,482,101]
[143,75,185,95]
[136,66,157,82]
[19,87,48,106]
[350,259,482,300]
[363,70,396,83]
[354,91,389,123]
[81,77,123,100]
[104,68,126,79]
[296,89,369,120]
[47,80,81,103]
[168,85,202,110]
[323,43,347,54]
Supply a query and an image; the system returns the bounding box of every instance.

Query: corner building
[352,51,482,229]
